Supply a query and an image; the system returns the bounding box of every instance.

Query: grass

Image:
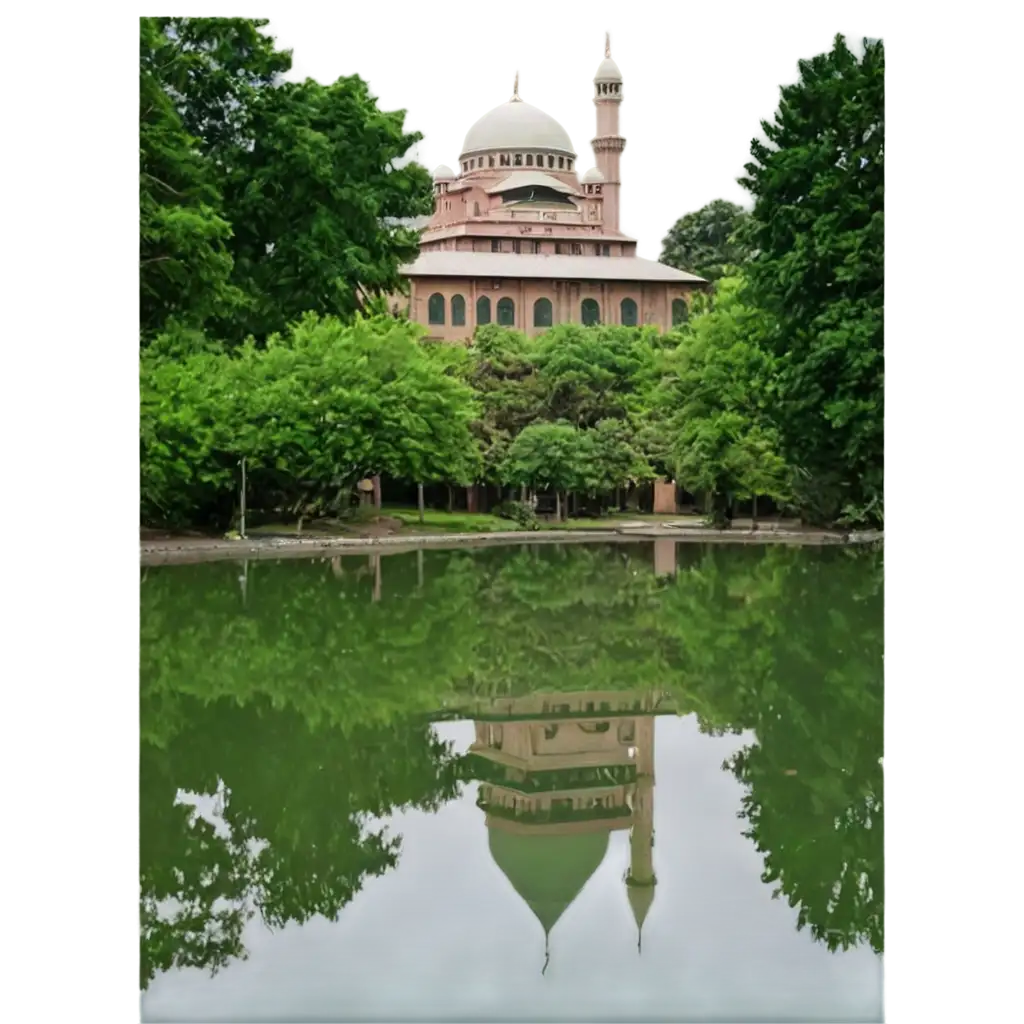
[385,507,516,533]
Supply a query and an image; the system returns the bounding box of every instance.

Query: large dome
[488,828,608,935]
[461,100,576,160]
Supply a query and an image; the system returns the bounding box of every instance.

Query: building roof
[461,99,576,159]
[488,828,609,935]
[402,251,707,284]
[486,171,580,196]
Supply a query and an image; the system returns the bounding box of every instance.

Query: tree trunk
[555,491,561,522]
[752,494,758,531]
[239,458,247,539]
[446,484,453,513]
[417,483,425,524]
[372,475,382,511]
[520,484,526,502]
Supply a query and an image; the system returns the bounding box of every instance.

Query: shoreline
[141,525,883,566]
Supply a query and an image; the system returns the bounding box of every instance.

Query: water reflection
[140,541,883,1020]
[464,690,671,971]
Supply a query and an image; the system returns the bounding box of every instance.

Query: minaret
[626,713,656,952]
[592,32,625,234]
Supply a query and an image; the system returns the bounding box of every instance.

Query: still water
[140,540,883,1023]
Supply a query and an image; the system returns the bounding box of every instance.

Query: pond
[140,540,883,1023]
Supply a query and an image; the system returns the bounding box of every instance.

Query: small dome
[593,41,622,83]
[461,100,576,160]
[432,164,455,181]
[581,167,606,184]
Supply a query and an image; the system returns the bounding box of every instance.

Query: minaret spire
[512,70,520,101]
[605,32,611,58]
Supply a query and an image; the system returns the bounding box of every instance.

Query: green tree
[579,419,654,500]
[141,18,432,344]
[532,324,660,428]
[650,276,790,522]
[463,325,543,484]
[139,18,238,337]
[140,315,480,528]
[739,35,884,526]
[659,199,752,282]
[500,423,589,521]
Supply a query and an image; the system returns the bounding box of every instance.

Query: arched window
[473,201,480,216]
[428,292,445,325]
[526,154,534,166]
[620,297,638,326]
[488,155,495,167]
[476,295,492,325]
[451,294,466,327]
[581,298,600,325]
[672,297,689,326]
[548,155,555,168]
[497,297,515,326]
[514,153,523,166]
[533,297,553,328]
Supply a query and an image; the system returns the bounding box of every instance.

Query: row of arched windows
[428,294,690,328]
[462,153,575,173]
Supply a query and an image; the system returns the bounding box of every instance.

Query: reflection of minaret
[626,715,656,952]
[465,689,673,971]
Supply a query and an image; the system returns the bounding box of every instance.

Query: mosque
[463,689,674,970]
[400,36,707,341]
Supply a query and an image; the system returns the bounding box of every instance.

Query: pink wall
[410,276,701,341]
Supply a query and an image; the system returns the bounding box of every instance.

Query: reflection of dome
[581,166,605,184]
[461,100,576,159]
[488,828,608,935]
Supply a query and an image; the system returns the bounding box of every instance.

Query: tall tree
[139,18,237,337]
[739,35,884,526]
[140,18,433,344]
[659,199,752,282]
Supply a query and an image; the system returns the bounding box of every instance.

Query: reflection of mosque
[464,690,675,971]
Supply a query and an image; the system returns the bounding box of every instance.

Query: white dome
[594,56,622,83]
[432,164,455,181]
[461,100,576,159]
[581,166,606,183]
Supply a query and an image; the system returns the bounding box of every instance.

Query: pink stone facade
[408,277,699,342]
[400,37,708,340]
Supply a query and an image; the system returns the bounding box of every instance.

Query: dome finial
[512,70,520,102]
[605,32,611,58]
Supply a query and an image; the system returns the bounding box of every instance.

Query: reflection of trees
[140,540,883,986]
[140,696,463,989]
[655,543,883,953]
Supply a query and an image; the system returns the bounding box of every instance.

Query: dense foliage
[139,17,431,345]
[659,199,752,281]
[140,315,480,528]
[140,542,883,982]
[139,27,883,531]
[739,35,884,525]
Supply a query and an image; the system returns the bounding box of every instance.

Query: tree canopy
[139,17,432,346]
[659,199,752,282]
[739,35,884,525]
